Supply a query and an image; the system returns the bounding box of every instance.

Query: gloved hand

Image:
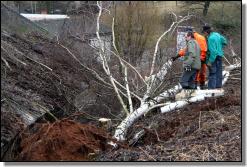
[184,65,192,72]
[171,55,180,61]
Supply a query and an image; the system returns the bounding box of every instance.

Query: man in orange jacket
[172,29,208,89]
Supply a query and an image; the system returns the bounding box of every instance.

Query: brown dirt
[16,119,115,161]
[142,95,240,144]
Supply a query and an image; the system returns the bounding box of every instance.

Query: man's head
[202,25,211,36]
[185,31,194,41]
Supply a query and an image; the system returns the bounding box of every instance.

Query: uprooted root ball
[17,119,114,161]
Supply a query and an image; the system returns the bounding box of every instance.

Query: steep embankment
[1,30,109,160]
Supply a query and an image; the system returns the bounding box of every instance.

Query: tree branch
[112,17,134,113]
[59,43,113,88]
[97,1,129,115]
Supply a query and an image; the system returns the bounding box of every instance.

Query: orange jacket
[178,32,207,61]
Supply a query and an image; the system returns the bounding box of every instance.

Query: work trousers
[208,56,223,89]
[195,63,207,85]
[180,69,197,89]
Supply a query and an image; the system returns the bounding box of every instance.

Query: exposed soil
[16,119,115,161]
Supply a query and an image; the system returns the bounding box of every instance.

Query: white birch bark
[114,82,182,141]
[144,60,174,99]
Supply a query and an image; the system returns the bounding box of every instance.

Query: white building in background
[20,13,69,37]
[20,13,69,21]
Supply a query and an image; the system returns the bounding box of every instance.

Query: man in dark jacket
[179,31,201,89]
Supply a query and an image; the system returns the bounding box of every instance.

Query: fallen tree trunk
[114,63,240,141]
[161,89,224,113]
[114,83,182,141]
[144,60,176,100]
